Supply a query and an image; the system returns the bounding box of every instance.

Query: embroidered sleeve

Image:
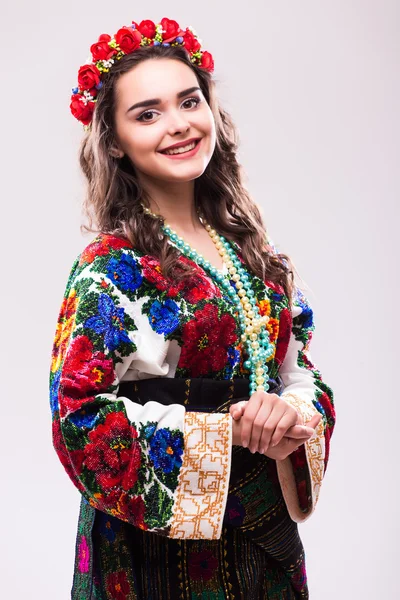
[49,243,232,540]
[266,235,336,522]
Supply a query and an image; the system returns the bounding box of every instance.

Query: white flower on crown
[156,24,165,34]
[81,90,94,104]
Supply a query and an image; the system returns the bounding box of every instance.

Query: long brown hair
[79,44,295,301]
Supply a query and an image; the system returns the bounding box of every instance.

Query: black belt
[117,376,284,412]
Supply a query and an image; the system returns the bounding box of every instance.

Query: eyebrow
[126,86,202,114]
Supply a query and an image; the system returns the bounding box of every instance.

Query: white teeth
[163,141,197,155]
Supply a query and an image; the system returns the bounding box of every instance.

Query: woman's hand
[230,392,322,460]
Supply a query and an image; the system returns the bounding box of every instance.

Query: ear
[109,146,124,159]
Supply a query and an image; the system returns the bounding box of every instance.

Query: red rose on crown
[160,17,183,42]
[135,19,156,39]
[78,64,101,91]
[70,95,95,126]
[182,29,201,53]
[115,26,142,54]
[200,51,214,73]
[90,34,117,62]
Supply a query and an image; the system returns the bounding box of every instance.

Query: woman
[49,17,335,600]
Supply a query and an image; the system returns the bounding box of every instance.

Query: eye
[181,96,201,110]
[136,96,202,122]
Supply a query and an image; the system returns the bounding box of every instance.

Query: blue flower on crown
[149,428,183,473]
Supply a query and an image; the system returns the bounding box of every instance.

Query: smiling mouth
[159,139,200,156]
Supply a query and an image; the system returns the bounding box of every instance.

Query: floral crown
[70,17,214,130]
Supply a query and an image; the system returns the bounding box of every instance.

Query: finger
[269,435,311,460]
[305,413,322,429]
[247,402,275,453]
[280,424,317,439]
[269,411,299,448]
[229,401,247,421]
[240,394,264,448]
[258,404,286,453]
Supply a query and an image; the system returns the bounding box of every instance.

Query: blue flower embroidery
[149,428,183,473]
[148,299,180,334]
[69,407,99,429]
[142,423,157,440]
[228,346,240,367]
[98,512,121,543]
[50,370,61,414]
[107,254,143,292]
[295,290,314,329]
[225,346,240,378]
[84,294,132,351]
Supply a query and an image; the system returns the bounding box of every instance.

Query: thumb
[230,400,247,420]
[305,413,322,429]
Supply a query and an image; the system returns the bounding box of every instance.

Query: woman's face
[113,58,216,184]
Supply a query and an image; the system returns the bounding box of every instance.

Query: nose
[167,108,190,136]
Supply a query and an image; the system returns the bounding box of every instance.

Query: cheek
[122,127,161,162]
[200,109,217,148]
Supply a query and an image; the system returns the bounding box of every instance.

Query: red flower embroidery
[79,234,131,266]
[51,288,78,373]
[188,549,218,581]
[178,304,237,376]
[266,317,279,343]
[274,306,292,365]
[264,279,285,294]
[107,571,131,600]
[59,335,115,418]
[52,418,86,491]
[177,257,222,303]
[101,490,147,529]
[140,255,221,302]
[140,256,180,297]
[84,412,141,492]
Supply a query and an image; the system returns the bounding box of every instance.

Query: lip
[158,138,202,160]
[159,137,201,152]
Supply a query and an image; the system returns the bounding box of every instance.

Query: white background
[1,1,398,598]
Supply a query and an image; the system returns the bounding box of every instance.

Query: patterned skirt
[71,377,309,600]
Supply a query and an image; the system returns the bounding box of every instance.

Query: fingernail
[259,448,265,454]
[242,441,248,448]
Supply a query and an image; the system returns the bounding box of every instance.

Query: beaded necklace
[141,204,274,395]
